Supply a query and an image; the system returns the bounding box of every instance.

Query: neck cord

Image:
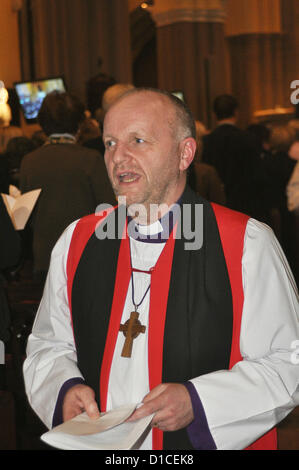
[129,240,153,312]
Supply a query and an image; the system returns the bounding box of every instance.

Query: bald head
[106,87,196,143]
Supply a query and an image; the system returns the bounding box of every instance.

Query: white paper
[9,185,21,198]
[41,404,154,450]
[1,188,41,230]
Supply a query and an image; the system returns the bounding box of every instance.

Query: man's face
[103,92,191,217]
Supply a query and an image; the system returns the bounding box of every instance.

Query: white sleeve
[190,219,299,450]
[23,219,83,429]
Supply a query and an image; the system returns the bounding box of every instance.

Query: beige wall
[0,0,21,87]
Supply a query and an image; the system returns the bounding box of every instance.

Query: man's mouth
[117,172,140,184]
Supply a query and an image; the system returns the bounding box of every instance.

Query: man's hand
[127,383,194,432]
[63,384,100,422]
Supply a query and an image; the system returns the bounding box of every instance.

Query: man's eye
[105,140,115,149]
[135,137,144,144]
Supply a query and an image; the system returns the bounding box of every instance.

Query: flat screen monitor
[13,77,66,123]
[171,90,186,103]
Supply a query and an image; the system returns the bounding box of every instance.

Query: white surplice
[23,218,299,449]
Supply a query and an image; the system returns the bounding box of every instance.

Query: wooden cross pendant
[119,311,146,358]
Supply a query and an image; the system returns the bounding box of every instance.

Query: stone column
[148,0,229,128]
[225,0,287,127]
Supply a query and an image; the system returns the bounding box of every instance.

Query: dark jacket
[20,143,115,274]
[202,124,261,216]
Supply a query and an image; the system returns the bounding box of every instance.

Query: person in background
[188,120,226,205]
[83,83,136,155]
[20,91,115,281]
[77,114,104,154]
[246,123,277,225]
[247,123,271,159]
[288,120,299,163]
[101,83,135,116]
[201,95,261,216]
[85,70,116,122]
[5,137,36,189]
[266,123,297,255]
[30,130,47,149]
[286,120,299,286]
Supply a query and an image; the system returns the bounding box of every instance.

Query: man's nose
[111,142,131,164]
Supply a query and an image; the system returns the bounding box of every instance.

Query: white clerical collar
[135,220,163,236]
[127,196,183,243]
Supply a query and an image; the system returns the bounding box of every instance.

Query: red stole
[212,203,277,450]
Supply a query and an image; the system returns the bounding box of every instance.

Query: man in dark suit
[20,91,115,280]
[202,95,260,215]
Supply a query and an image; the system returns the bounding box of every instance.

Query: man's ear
[179,137,197,171]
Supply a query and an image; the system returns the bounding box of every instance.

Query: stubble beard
[116,173,181,225]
